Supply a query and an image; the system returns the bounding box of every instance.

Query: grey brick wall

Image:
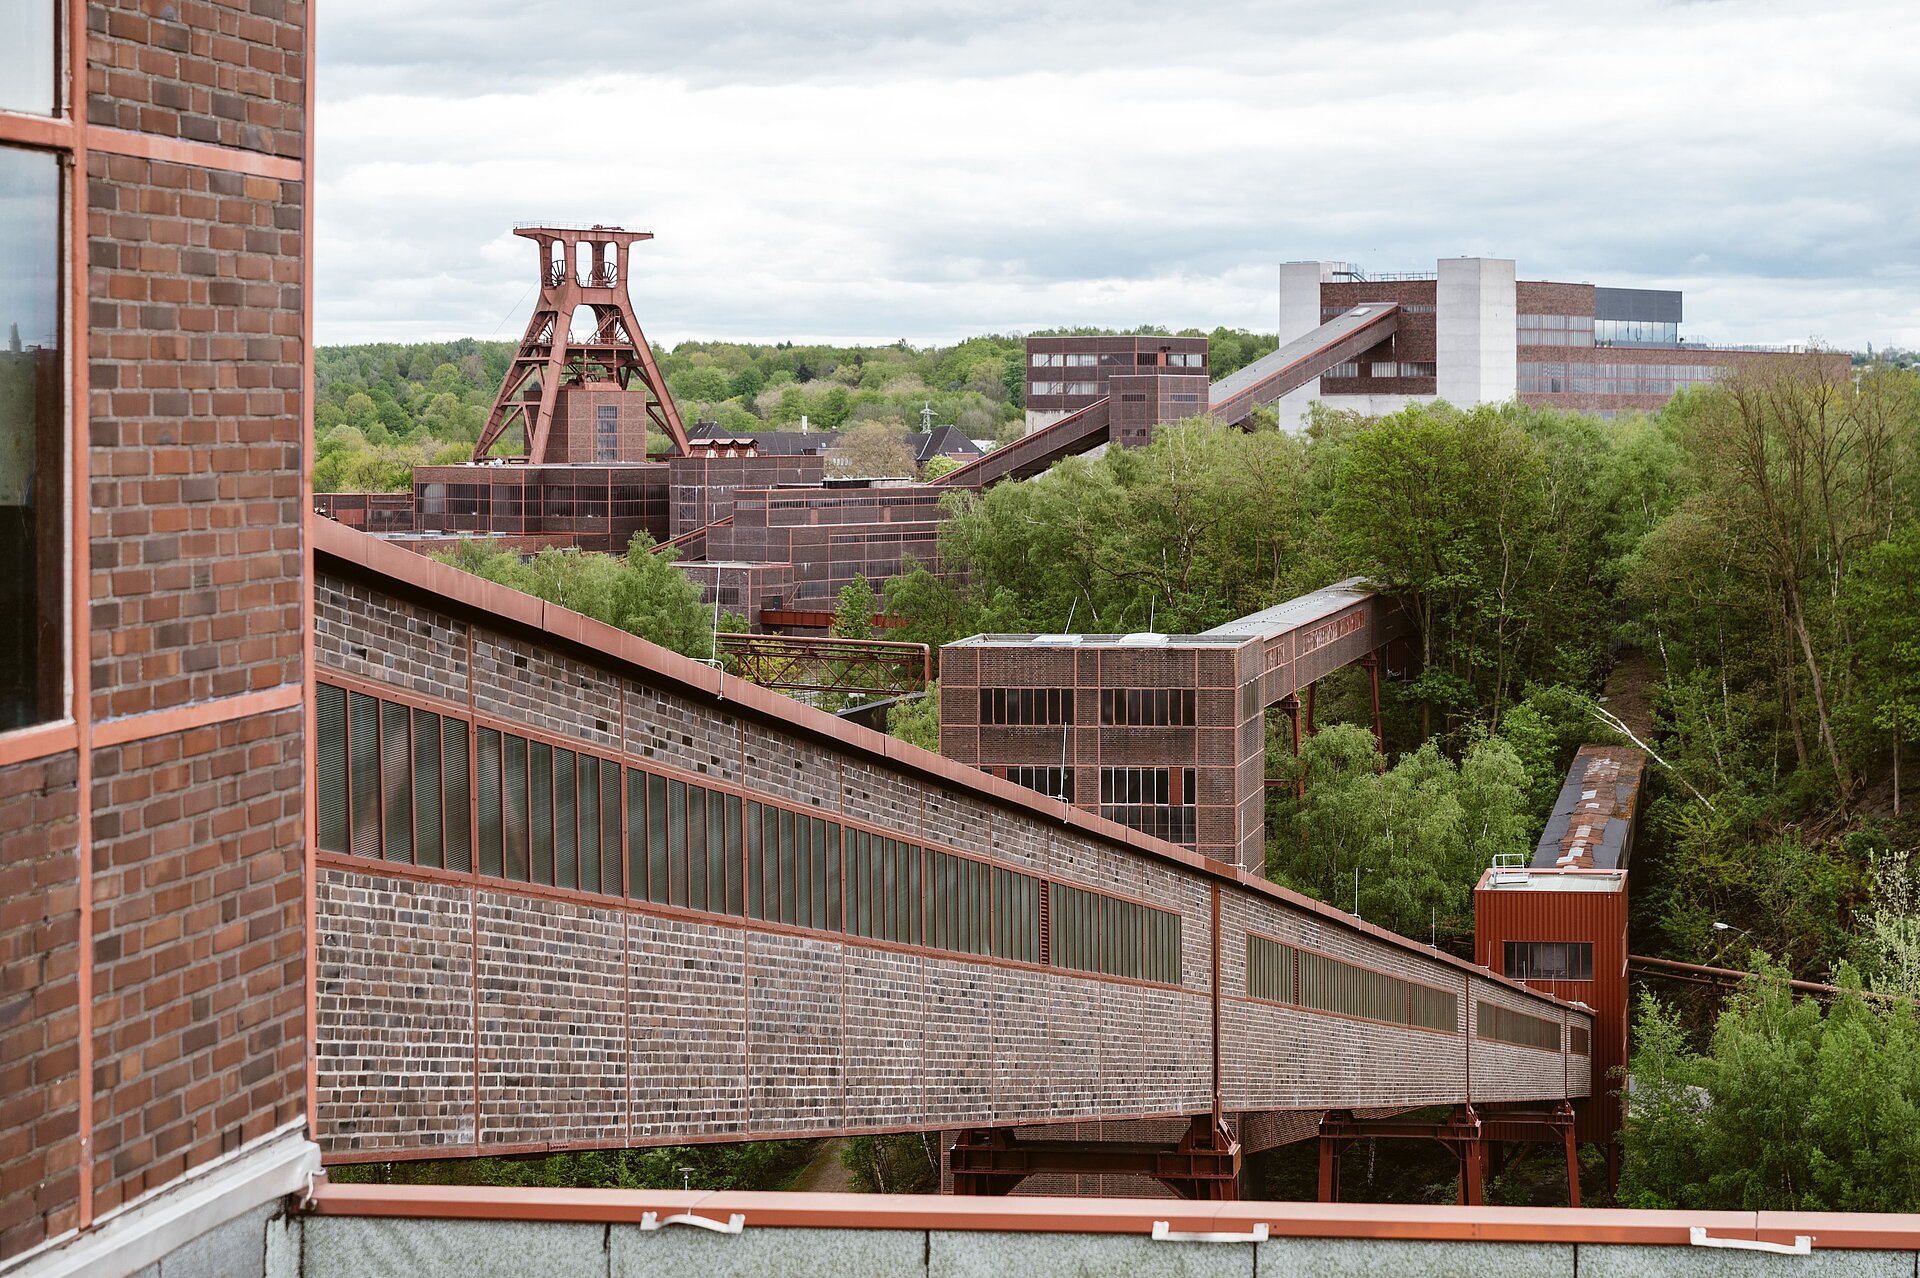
[311,564,1587,1154]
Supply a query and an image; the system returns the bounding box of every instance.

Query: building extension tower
[472,224,690,462]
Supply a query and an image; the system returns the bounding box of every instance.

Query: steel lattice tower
[472,224,689,462]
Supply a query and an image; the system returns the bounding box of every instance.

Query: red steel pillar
[1360,651,1385,764]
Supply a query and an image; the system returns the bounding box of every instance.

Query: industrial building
[1475,746,1647,1154]
[3,1,1898,1270]
[938,580,1411,872]
[1264,257,1849,428]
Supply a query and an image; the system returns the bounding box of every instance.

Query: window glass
[0,1,56,114]
[0,146,62,730]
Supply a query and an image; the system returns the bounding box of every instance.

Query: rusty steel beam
[717,632,932,697]
[950,1117,1240,1201]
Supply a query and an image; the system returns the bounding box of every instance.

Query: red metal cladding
[474,225,690,462]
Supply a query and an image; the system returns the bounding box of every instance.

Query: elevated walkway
[933,306,1398,490]
[1207,304,1398,425]
[930,395,1112,488]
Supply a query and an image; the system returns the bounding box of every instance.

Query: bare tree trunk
[1787,579,1848,789]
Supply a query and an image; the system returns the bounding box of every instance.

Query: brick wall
[87,0,306,158]
[86,707,304,1216]
[86,153,303,723]
[310,557,1585,1156]
[0,754,83,1260]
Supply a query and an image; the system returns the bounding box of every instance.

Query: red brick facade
[0,755,83,1259]
[0,1,311,1260]
[86,156,304,722]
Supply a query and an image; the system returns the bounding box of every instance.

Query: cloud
[314,0,1920,349]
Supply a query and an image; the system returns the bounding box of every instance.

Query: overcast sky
[315,0,1920,351]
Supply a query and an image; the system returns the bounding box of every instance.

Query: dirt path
[791,1138,857,1193]
[1599,647,1657,742]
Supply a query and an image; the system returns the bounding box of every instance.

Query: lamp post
[1707,920,1752,967]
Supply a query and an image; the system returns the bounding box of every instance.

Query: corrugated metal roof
[1531,745,1647,870]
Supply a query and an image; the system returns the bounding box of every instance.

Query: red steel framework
[716,632,933,697]
[472,224,690,461]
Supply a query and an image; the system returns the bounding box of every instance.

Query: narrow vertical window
[503,734,529,881]
[347,691,381,858]
[685,784,708,911]
[554,748,577,890]
[315,685,348,852]
[444,719,471,872]
[577,755,601,894]
[600,765,620,893]
[379,701,412,863]
[412,708,443,869]
[0,150,62,729]
[529,741,553,884]
[477,728,502,876]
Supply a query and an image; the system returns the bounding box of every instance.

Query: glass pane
[443,719,470,872]
[600,765,620,894]
[503,735,528,881]
[0,152,60,729]
[529,741,552,885]
[685,785,706,912]
[0,1,56,115]
[746,800,764,919]
[379,701,411,863]
[347,692,380,858]
[666,780,687,906]
[723,795,743,916]
[411,709,442,869]
[477,728,501,876]
[554,748,576,890]
[578,755,600,895]
[315,685,348,852]
[647,774,668,903]
[707,794,727,914]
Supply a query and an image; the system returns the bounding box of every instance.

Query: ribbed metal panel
[348,691,381,859]
[380,700,412,863]
[443,719,471,872]
[685,785,708,912]
[529,740,552,886]
[577,754,600,894]
[554,748,577,890]
[477,727,502,877]
[316,684,348,853]
[412,708,443,869]
[503,734,528,881]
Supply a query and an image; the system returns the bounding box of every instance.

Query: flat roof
[947,577,1377,651]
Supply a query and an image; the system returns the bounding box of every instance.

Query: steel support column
[949,1117,1241,1200]
[1360,651,1385,765]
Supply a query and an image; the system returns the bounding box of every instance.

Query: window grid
[1503,940,1594,982]
[314,681,1163,982]
[979,687,1074,726]
[1098,688,1196,727]
[1246,934,1457,1033]
[1476,1001,1563,1051]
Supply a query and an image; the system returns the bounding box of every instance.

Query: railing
[716,632,932,696]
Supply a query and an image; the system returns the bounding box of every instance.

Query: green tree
[1847,525,1920,811]
[833,573,878,640]
[887,683,939,753]
[433,534,718,661]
